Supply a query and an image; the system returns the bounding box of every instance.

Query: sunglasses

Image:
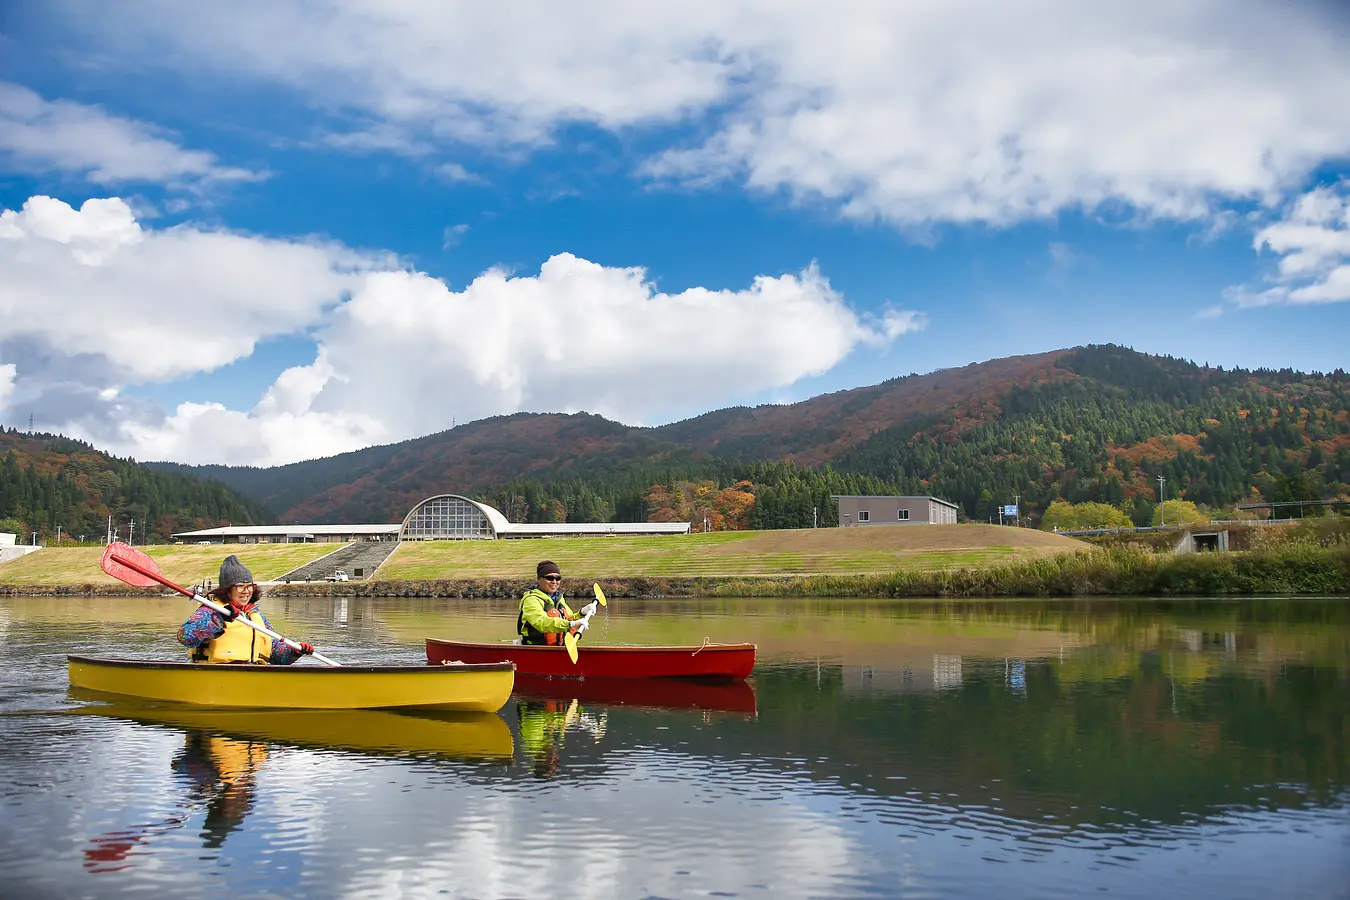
[541,574,562,582]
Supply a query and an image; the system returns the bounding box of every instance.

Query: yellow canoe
[66,701,515,761]
[68,655,515,712]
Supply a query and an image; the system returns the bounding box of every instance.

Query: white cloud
[0,82,265,186]
[0,195,378,381]
[0,195,918,465]
[442,223,470,248]
[63,0,1350,226]
[297,255,909,435]
[436,163,480,184]
[1222,182,1350,310]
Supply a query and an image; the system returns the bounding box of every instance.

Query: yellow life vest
[203,735,269,782]
[191,610,272,664]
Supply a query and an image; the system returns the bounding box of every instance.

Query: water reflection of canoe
[513,674,758,715]
[426,639,757,679]
[66,699,515,760]
[68,655,515,712]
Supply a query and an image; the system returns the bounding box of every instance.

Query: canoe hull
[425,638,756,680]
[68,656,515,712]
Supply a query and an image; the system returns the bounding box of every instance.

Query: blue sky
[2,1,1348,465]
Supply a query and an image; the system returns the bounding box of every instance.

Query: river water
[0,594,1346,899]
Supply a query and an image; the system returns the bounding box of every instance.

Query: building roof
[503,522,691,536]
[830,495,959,508]
[174,519,691,540]
[173,524,401,538]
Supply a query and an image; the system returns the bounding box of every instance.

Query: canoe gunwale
[424,639,756,655]
[67,655,515,674]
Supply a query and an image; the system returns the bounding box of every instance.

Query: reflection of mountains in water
[66,698,515,761]
[513,675,757,716]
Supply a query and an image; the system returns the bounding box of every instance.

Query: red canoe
[426,638,756,680]
[514,675,758,715]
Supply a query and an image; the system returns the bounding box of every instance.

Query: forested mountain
[147,345,1350,530]
[0,430,273,543]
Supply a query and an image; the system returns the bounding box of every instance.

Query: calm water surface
[0,594,1347,899]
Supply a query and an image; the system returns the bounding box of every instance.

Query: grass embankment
[0,543,338,589]
[380,523,1081,579]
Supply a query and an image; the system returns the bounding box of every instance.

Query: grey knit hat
[218,555,254,589]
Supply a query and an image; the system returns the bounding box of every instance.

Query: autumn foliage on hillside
[646,480,756,531]
[0,430,270,543]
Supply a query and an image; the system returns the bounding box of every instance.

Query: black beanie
[536,560,561,578]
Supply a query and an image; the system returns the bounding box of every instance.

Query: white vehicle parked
[326,569,350,582]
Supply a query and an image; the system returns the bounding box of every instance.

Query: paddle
[563,583,608,664]
[100,542,340,667]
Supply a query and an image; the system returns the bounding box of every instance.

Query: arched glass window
[400,496,494,540]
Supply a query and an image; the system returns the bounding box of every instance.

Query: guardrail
[1057,519,1300,537]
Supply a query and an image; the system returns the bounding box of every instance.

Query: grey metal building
[831,495,959,526]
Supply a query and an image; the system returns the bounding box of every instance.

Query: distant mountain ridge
[148,345,1350,528]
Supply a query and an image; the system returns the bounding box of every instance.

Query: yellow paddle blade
[593,583,607,607]
[564,631,579,664]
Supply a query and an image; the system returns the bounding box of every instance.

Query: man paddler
[517,560,597,645]
[177,555,315,664]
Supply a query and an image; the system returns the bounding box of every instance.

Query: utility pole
[56,526,61,545]
[813,507,818,528]
[1014,494,1020,527]
[128,518,135,546]
[1157,476,1167,526]
[106,515,112,545]
[31,532,37,546]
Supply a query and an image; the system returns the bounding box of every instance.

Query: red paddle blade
[101,542,163,588]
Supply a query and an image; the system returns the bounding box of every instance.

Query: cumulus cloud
[0,82,264,186]
[1222,182,1350,310]
[0,195,919,465]
[60,0,1350,225]
[0,195,378,381]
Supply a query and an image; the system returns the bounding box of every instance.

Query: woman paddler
[177,555,316,664]
[517,560,597,645]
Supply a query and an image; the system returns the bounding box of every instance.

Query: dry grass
[0,544,340,586]
[379,524,1088,580]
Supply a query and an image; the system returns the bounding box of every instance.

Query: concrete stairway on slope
[276,541,400,582]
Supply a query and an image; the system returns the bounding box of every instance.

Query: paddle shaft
[112,553,340,667]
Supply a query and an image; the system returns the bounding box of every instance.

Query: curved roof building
[397,493,691,540]
[398,494,512,540]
